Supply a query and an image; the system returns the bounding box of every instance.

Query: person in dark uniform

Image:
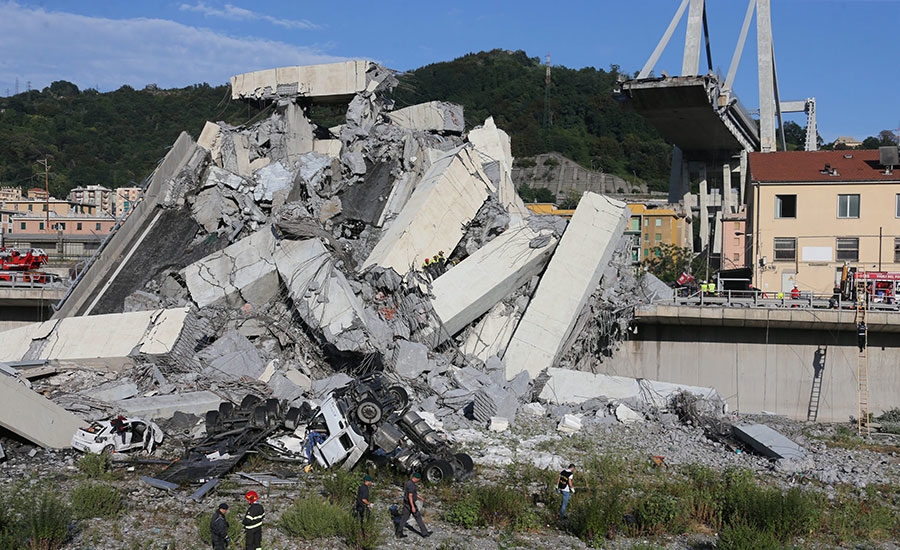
[858,321,867,352]
[395,472,430,538]
[354,475,374,528]
[210,503,229,550]
[242,491,264,550]
[557,463,576,518]
[110,415,128,445]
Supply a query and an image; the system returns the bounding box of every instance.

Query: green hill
[0,50,672,197]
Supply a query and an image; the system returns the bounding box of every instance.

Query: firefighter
[210,503,229,550]
[242,491,264,550]
[110,415,128,445]
[858,321,867,353]
[557,463,576,518]
[354,475,374,528]
[395,472,430,538]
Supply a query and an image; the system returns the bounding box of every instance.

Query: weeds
[717,524,785,550]
[279,496,381,549]
[322,469,365,507]
[13,485,72,550]
[443,485,538,531]
[76,452,116,480]
[70,482,122,519]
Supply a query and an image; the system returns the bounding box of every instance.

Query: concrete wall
[601,321,900,422]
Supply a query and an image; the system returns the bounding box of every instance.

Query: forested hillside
[0,50,673,197]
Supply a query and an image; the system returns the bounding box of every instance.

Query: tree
[641,243,711,284]
[517,183,555,203]
[862,137,881,149]
[878,130,899,145]
[558,189,582,209]
[782,121,805,150]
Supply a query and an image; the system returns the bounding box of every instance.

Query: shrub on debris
[444,485,538,532]
[322,469,365,507]
[70,482,122,519]
[717,524,783,550]
[12,485,72,550]
[76,452,114,480]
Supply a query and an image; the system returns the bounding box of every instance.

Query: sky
[0,0,897,142]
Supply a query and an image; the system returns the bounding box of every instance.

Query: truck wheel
[265,398,281,420]
[241,395,261,411]
[205,410,221,434]
[252,405,270,428]
[453,453,474,474]
[387,386,410,414]
[284,407,301,430]
[356,399,383,425]
[218,402,234,419]
[424,459,453,484]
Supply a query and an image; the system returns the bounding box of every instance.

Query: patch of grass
[633,487,683,535]
[322,469,365,507]
[70,482,122,519]
[717,524,785,550]
[195,506,244,547]
[443,485,538,532]
[823,487,897,543]
[278,496,350,539]
[76,452,115,479]
[566,483,626,547]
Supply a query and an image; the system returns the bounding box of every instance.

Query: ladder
[856,272,870,436]
[807,346,826,422]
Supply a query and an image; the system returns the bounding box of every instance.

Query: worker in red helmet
[241,490,265,550]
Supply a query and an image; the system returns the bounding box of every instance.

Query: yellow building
[628,203,691,263]
[524,203,574,218]
[748,149,900,293]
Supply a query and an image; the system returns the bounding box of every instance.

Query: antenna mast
[543,52,552,128]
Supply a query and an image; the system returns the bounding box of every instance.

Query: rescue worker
[791,285,800,300]
[858,321,867,353]
[242,491,264,550]
[395,472,430,538]
[354,475,374,528]
[210,503,229,550]
[557,463,576,518]
[110,415,128,445]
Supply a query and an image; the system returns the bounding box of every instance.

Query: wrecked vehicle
[72,417,163,454]
[304,373,474,483]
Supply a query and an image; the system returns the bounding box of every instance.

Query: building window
[77,222,82,230]
[774,237,797,261]
[655,218,662,226]
[836,237,859,261]
[655,233,662,242]
[631,217,640,231]
[644,218,648,227]
[39,222,44,230]
[895,238,900,263]
[896,194,900,218]
[631,249,639,263]
[643,249,648,257]
[654,248,661,258]
[95,223,101,231]
[838,194,860,218]
[643,234,648,242]
[27,204,32,211]
[20,222,25,230]
[775,194,797,218]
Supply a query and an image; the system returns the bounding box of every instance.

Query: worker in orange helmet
[242,491,265,550]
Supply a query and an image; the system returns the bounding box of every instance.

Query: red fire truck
[0,247,60,286]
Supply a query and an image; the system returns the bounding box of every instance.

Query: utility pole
[36,158,50,233]
[543,52,552,129]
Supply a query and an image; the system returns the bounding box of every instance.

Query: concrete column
[757,0,777,152]
[698,164,709,249]
[668,145,684,204]
[682,0,705,76]
[739,150,748,205]
[713,211,723,260]
[722,161,733,214]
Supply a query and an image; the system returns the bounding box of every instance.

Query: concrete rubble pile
[0,61,673,456]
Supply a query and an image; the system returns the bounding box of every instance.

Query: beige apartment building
[113,187,143,218]
[748,149,900,294]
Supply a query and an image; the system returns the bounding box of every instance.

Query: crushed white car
[72,417,163,454]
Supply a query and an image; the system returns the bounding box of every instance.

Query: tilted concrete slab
[0,308,192,369]
[362,146,492,275]
[733,423,805,461]
[115,391,223,420]
[504,193,629,380]
[461,302,522,362]
[468,117,530,223]
[0,375,86,448]
[428,224,557,344]
[274,238,378,351]
[387,102,464,133]
[231,61,372,102]
[539,367,723,407]
[183,228,284,308]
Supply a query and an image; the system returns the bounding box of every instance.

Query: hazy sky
[1,0,897,142]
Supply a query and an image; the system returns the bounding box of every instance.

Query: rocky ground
[4,407,900,549]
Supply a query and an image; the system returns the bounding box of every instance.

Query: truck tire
[218,402,234,419]
[252,405,270,428]
[265,398,281,420]
[284,407,301,430]
[453,452,474,474]
[205,410,221,434]
[424,459,454,484]
[356,399,383,425]
[241,395,261,411]
[387,386,410,414]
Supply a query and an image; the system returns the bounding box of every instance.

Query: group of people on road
[208,473,432,548]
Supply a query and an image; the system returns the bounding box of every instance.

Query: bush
[634,489,682,534]
[444,497,480,528]
[567,485,626,547]
[322,469,364,507]
[717,524,785,550]
[14,487,72,550]
[279,497,349,539]
[76,453,113,479]
[0,504,16,549]
[70,483,122,519]
[195,506,243,546]
[443,485,537,532]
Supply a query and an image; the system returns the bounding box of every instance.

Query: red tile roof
[749,150,900,183]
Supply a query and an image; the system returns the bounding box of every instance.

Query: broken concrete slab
[467,116,530,223]
[311,373,353,397]
[733,424,806,461]
[361,146,492,275]
[196,330,266,380]
[472,386,518,424]
[428,223,557,344]
[461,301,523,362]
[557,414,583,434]
[488,417,509,432]
[521,402,546,417]
[254,161,294,202]
[82,379,139,402]
[0,375,86,449]
[387,102,464,133]
[230,61,374,102]
[183,228,285,308]
[192,185,239,233]
[614,403,644,424]
[392,340,430,379]
[313,139,342,159]
[504,193,629,380]
[0,308,194,369]
[283,102,314,165]
[115,391,223,420]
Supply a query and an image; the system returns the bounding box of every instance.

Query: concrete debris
[0,374,86,448]
[196,330,266,381]
[488,416,509,432]
[504,193,630,381]
[521,402,546,417]
[392,340,431,379]
[733,423,806,461]
[472,386,519,424]
[115,391,223,420]
[82,379,139,402]
[614,403,644,424]
[387,101,464,133]
[557,414,583,434]
[230,61,376,101]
